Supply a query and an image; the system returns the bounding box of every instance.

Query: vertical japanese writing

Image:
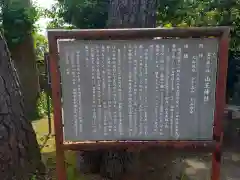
[65,51,70,75]
[170,44,176,137]
[107,45,113,133]
[112,45,118,135]
[139,44,144,135]
[204,51,212,103]
[164,49,170,130]
[132,44,138,136]
[59,39,220,141]
[175,46,181,139]
[155,44,164,135]
[117,47,124,136]
[154,44,160,133]
[189,53,197,115]
[76,51,83,133]
[159,45,165,135]
[70,51,78,136]
[91,46,97,133]
[96,45,102,131]
[128,44,133,136]
[101,45,108,136]
[143,46,148,135]
[85,45,89,68]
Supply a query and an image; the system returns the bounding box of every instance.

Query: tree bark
[107,0,157,28]
[11,35,40,119]
[5,0,40,119]
[0,33,45,180]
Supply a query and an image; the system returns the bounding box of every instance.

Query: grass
[32,117,82,180]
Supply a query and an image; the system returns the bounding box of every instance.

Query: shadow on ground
[36,114,240,180]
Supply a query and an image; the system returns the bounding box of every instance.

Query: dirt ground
[74,113,240,180]
[133,146,240,180]
[35,112,240,180]
[129,112,240,180]
[74,145,240,180]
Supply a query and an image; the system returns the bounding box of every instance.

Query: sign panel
[58,39,219,141]
[44,53,51,85]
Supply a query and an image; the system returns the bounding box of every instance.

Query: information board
[44,53,51,85]
[58,39,219,141]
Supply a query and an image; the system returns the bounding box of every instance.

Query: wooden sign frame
[47,27,230,180]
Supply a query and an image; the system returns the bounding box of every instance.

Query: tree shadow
[179,148,240,180]
[39,134,53,150]
[42,150,80,180]
[40,145,240,180]
[38,113,240,180]
[42,150,105,180]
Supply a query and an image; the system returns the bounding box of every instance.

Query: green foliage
[43,1,72,29]
[36,91,53,118]
[157,0,240,52]
[44,0,240,102]
[56,0,109,29]
[30,175,36,180]
[54,0,240,52]
[0,0,41,48]
[33,33,48,63]
[156,0,240,101]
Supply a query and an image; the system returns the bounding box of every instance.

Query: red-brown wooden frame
[47,27,230,180]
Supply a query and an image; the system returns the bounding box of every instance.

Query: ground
[32,118,80,180]
[32,114,240,180]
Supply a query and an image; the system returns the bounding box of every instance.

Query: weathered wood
[0,33,45,180]
[47,26,229,39]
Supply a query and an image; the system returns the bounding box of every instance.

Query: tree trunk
[11,35,40,119]
[0,34,45,179]
[107,0,157,28]
[4,0,40,119]
[79,1,158,180]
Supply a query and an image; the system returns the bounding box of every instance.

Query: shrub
[36,91,53,118]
